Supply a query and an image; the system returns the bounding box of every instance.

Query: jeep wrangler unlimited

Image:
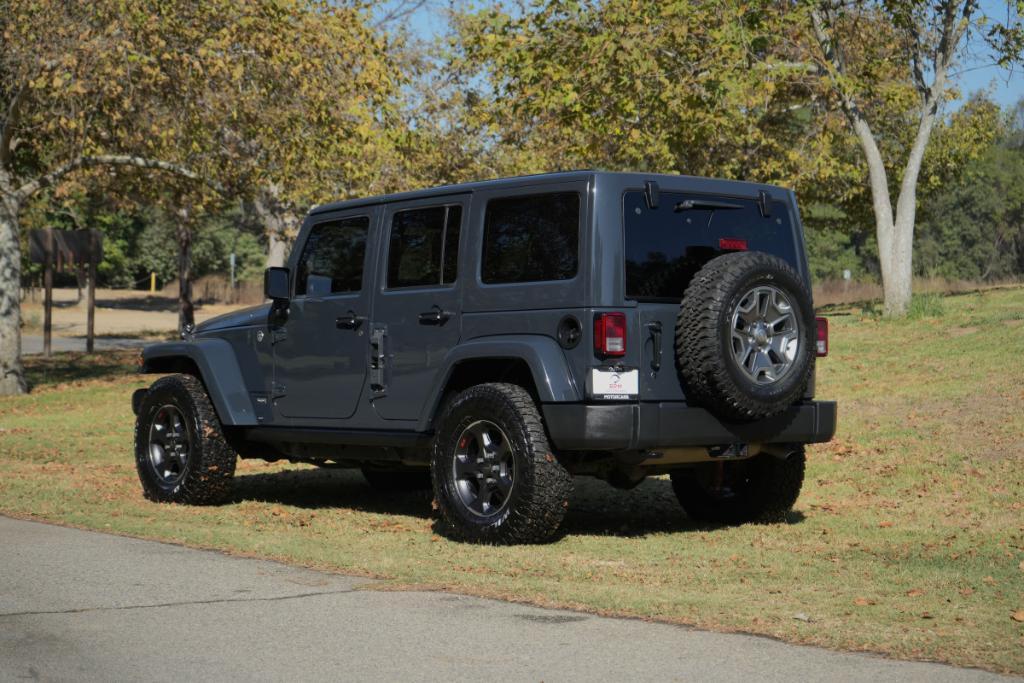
[132,171,836,543]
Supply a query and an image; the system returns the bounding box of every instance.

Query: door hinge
[271,381,286,398]
[369,324,387,397]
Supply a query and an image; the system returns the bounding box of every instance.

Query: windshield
[623,190,800,301]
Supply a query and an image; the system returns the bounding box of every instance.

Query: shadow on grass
[231,467,806,540]
[24,350,140,390]
[232,467,433,519]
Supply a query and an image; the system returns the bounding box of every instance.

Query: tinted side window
[295,216,369,296]
[482,192,579,284]
[387,205,462,288]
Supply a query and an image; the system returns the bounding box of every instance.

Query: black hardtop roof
[308,170,788,216]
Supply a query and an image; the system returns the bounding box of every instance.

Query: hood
[195,303,271,334]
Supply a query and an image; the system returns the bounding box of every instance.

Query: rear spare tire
[676,251,815,421]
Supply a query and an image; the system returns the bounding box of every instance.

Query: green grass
[2,288,1023,673]
[907,292,947,319]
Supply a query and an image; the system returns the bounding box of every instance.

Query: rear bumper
[542,401,837,451]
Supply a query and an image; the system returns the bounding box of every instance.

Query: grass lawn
[2,287,1023,673]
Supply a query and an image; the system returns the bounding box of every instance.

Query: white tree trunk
[254,185,294,269]
[0,195,27,395]
[267,223,289,269]
[888,89,943,317]
[845,113,913,316]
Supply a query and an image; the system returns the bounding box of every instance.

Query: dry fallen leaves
[1012,610,1024,623]
[878,520,894,528]
[906,588,925,597]
[854,597,877,606]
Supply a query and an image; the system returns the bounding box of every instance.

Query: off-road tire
[361,467,432,492]
[676,251,815,421]
[134,374,237,504]
[431,383,573,544]
[670,448,805,524]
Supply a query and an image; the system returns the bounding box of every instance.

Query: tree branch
[372,0,430,30]
[14,154,223,202]
[809,6,860,119]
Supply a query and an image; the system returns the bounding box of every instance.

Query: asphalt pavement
[0,516,1015,682]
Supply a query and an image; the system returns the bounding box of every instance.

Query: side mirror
[264,267,290,302]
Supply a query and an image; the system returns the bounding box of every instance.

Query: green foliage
[138,209,265,287]
[448,1,856,192]
[906,292,946,318]
[915,109,1024,281]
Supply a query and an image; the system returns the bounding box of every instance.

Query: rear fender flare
[417,335,581,431]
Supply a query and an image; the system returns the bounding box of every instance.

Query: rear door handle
[646,320,663,371]
[418,307,452,325]
[336,312,366,330]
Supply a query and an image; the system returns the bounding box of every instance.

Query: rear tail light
[815,317,829,357]
[594,312,627,357]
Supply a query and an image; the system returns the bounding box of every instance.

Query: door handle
[336,312,366,330]
[646,320,663,371]
[418,307,452,325]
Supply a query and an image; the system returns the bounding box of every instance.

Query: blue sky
[391,1,1022,110]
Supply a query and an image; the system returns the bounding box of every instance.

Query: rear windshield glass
[623,191,799,301]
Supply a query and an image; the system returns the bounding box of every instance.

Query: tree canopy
[2,0,1023,395]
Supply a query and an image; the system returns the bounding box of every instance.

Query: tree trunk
[176,208,194,334]
[255,185,294,269]
[0,196,27,395]
[267,226,289,269]
[888,89,943,317]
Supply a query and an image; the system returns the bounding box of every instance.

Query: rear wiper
[673,199,743,212]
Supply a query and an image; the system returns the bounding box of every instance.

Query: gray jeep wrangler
[132,171,836,543]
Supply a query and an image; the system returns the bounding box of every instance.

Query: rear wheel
[134,374,236,504]
[670,448,805,524]
[431,383,572,544]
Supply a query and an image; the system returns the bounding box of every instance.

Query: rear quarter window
[481,192,580,284]
[624,191,799,301]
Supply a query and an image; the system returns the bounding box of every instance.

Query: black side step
[242,426,432,449]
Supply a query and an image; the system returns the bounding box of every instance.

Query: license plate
[591,368,638,400]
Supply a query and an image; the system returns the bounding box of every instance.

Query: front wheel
[134,374,237,504]
[431,383,572,544]
[670,448,805,524]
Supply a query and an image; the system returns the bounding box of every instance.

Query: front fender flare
[418,335,581,431]
[140,338,257,426]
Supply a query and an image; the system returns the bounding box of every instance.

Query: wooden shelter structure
[28,229,104,356]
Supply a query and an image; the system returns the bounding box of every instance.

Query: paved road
[0,517,1014,682]
[21,334,150,355]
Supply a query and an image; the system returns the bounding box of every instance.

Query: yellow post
[150,271,156,293]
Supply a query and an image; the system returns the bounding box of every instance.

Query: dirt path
[20,288,248,338]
